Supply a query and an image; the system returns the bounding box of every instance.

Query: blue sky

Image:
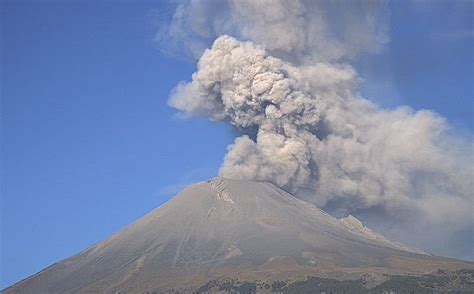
[1,0,472,288]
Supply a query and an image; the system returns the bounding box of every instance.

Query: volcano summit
[5,178,473,293]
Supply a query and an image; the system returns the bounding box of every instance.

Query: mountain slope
[5,178,472,293]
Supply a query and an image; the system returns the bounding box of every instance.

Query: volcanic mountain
[5,178,473,293]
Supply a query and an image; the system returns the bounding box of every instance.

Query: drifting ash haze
[162,0,474,259]
[5,178,473,293]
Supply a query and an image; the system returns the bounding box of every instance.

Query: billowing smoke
[159,0,474,259]
[157,0,389,62]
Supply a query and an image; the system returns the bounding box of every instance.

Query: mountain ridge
[4,177,473,293]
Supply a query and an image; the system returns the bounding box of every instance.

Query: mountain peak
[5,178,471,293]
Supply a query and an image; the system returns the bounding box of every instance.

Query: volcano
[5,178,473,293]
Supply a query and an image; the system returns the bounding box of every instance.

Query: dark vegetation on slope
[190,269,474,294]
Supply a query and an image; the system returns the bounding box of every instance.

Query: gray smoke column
[160,0,474,259]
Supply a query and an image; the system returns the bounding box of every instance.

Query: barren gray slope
[5,178,472,293]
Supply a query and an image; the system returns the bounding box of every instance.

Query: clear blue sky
[1,0,472,288]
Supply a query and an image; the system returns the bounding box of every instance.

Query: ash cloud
[160,0,474,259]
[157,0,389,62]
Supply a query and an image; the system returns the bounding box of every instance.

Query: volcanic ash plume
[162,0,473,258]
[170,35,472,222]
[157,0,389,63]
